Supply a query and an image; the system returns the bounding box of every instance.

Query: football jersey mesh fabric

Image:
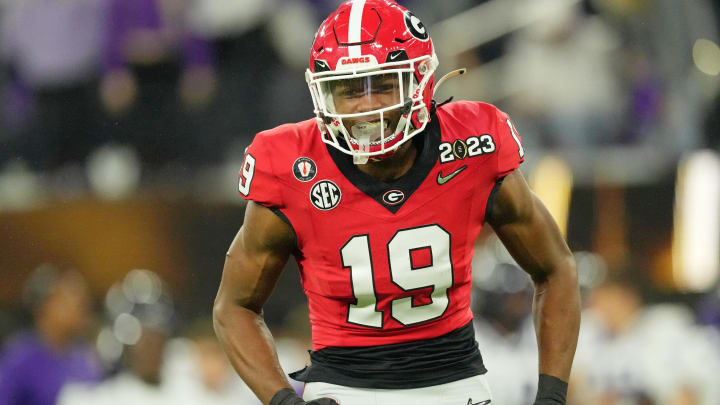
[239,101,524,351]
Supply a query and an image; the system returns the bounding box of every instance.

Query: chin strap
[433,68,467,96]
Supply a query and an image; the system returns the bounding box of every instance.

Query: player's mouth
[348,120,397,146]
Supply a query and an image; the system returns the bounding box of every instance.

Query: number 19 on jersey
[340,224,454,328]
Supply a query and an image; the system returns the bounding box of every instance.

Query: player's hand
[269,388,339,405]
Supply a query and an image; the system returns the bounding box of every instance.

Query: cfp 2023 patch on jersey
[238,101,524,350]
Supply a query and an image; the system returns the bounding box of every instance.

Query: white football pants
[303,375,493,405]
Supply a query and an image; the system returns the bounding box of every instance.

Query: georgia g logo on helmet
[404,11,429,41]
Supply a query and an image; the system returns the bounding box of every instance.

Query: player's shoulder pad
[251,118,317,153]
[434,100,506,139]
[435,100,524,179]
[436,100,502,120]
[247,119,320,169]
[239,118,317,206]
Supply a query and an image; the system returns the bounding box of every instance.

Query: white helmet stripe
[347,0,366,57]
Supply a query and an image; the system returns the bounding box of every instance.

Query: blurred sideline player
[472,263,539,405]
[213,1,580,405]
[0,265,102,405]
[571,274,720,405]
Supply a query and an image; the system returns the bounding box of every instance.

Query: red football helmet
[306,0,438,163]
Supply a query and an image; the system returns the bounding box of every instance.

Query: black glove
[269,388,339,405]
[533,374,568,405]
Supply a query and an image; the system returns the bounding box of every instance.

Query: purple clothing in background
[0,0,106,89]
[104,0,212,73]
[0,332,103,405]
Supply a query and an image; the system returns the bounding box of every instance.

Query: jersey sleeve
[238,134,284,208]
[494,108,525,179]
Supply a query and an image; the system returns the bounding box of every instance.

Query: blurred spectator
[620,50,663,144]
[696,284,720,332]
[0,264,102,405]
[59,270,176,405]
[571,272,720,405]
[185,0,287,160]
[264,0,317,128]
[472,264,538,405]
[0,0,105,170]
[162,318,261,405]
[100,0,216,168]
[60,325,171,405]
[186,0,274,39]
[593,0,719,151]
[502,0,623,148]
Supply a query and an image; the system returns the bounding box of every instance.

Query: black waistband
[289,321,486,389]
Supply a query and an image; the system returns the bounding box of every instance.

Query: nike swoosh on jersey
[467,399,491,405]
[437,165,467,185]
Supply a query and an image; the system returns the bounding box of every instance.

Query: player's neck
[354,141,418,182]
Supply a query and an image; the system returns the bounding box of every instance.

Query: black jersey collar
[326,115,441,214]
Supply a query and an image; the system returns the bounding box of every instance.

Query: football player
[213,1,580,404]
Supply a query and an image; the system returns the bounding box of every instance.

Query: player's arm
[212,201,298,404]
[487,169,581,405]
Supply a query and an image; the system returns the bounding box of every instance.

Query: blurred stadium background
[1,0,719,404]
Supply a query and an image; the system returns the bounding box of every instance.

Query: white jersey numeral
[238,154,256,196]
[388,226,452,325]
[341,235,383,328]
[341,224,453,328]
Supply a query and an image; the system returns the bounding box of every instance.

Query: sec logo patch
[310,180,341,210]
[293,157,317,182]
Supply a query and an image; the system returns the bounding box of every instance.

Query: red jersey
[239,101,524,350]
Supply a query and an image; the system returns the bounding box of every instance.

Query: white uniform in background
[670,323,720,405]
[59,373,172,405]
[162,338,263,405]
[573,304,720,405]
[61,338,264,405]
[473,317,538,405]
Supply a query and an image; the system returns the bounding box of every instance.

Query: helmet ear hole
[416,107,429,126]
[418,61,429,76]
